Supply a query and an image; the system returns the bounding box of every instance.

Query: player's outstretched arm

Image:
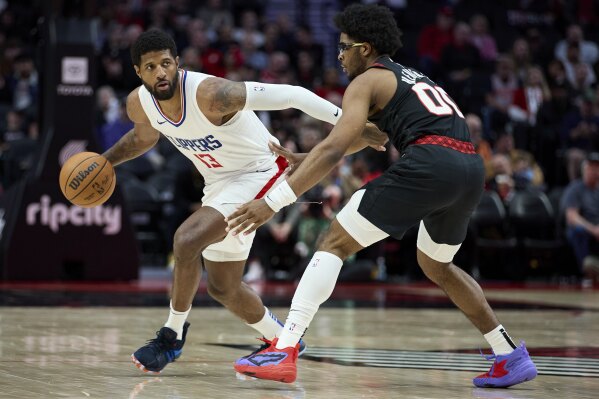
[226,74,373,236]
[243,81,342,125]
[199,76,341,125]
[102,89,160,166]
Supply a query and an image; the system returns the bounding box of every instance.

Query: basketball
[59,152,116,208]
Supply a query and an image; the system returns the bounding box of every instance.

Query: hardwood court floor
[0,284,598,398]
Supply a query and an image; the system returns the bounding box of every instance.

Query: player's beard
[347,58,368,81]
[144,72,179,101]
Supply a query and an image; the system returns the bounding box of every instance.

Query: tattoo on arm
[211,81,246,114]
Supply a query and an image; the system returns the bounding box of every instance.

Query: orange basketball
[59,152,116,208]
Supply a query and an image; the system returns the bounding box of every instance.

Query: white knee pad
[416,221,461,263]
[336,190,389,247]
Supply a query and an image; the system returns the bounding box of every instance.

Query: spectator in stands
[417,6,454,77]
[260,51,292,84]
[295,51,319,90]
[563,42,596,91]
[96,85,120,128]
[233,10,264,48]
[291,24,324,71]
[248,202,302,282]
[8,53,37,116]
[511,38,533,82]
[525,28,553,67]
[261,22,284,56]
[488,153,515,203]
[0,67,11,105]
[570,63,596,102]
[546,58,571,90]
[180,19,211,49]
[196,0,234,35]
[315,67,346,100]
[99,24,129,90]
[561,94,599,181]
[561,152,599,283]
[295,184,343,273]
[1,108,27,150]
[536,62,575,185]
[189,28,226,77]
[439,22,481,110]
[484,55,520,139]
[0,108,36,188]
[320,157,363,205]
[554,24,599,66]
[213,22,240,55]
[98,98,132,151]
[263,16,294,56]
[509,66,552,150]
[180,46,202,72]
[239,34,268,71]
[492,132,545,191]
[466,113,493,175]
[469,14,498,64]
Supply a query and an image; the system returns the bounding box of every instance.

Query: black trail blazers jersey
[367,56,471,153]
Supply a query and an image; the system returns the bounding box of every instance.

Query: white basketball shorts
[201,156,287,262]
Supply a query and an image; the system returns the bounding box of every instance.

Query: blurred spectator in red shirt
[417,6,454,77]
[509,65,551,127]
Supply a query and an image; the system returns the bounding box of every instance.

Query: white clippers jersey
[137,70,279,185]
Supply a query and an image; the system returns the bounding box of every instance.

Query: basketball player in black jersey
[227,4,537,387]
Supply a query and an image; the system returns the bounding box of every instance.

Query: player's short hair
[334,4,403,56]
[130,29,177,66]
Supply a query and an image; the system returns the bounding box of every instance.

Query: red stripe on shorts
[254,156,289,199]
[412,135,476,154]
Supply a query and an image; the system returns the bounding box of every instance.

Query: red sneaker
[234,337,299,383]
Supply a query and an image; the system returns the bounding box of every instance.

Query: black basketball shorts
[357,143,484,246]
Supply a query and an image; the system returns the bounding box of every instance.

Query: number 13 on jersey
[194,153,223,168]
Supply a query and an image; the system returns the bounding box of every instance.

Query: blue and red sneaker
[234,337,299,383]
[473,342,538,388]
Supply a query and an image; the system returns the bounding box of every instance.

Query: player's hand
[225,199,275,236]
[362,121,388,151]
[269,141,307,176]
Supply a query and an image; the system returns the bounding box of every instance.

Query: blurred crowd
[1,0,599,283]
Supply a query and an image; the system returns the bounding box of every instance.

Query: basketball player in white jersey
[102,29,386,373]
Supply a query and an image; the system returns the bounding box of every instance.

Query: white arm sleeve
[244,82,342,125]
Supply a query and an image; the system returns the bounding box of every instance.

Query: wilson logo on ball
[59,152,116,208]
[68,161,100,190]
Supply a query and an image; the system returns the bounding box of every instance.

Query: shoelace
[478,348,498,376]
[243,337,272,359]
[145,330,177,352]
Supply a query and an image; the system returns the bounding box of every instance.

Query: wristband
[264,181,297,212]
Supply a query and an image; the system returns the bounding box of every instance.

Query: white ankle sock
[484,324,517,355]
[276,251,343,349]
[164,301,191,340]
[246,306,284,339]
